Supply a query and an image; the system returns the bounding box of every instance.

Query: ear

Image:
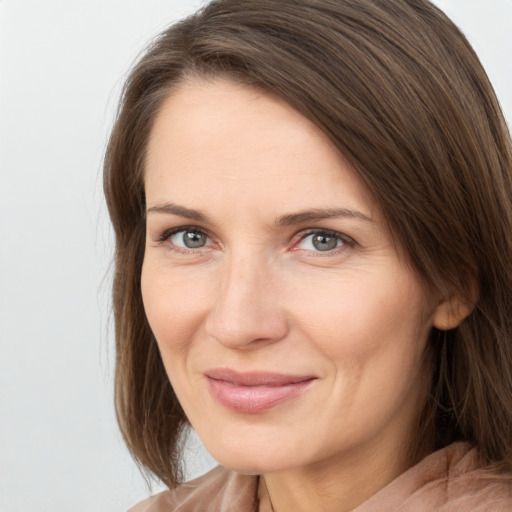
[432,292,477,331]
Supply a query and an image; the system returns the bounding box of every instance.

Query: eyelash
[293,229,355,256]
[156,226,213,255]
[155,226,355,256]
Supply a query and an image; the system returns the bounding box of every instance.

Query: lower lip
[206,377,314,413]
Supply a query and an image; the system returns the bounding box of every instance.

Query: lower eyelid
[157,227,218,254]
[151,227,353,255]
[296,231,352,249]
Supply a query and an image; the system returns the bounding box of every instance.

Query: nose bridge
[205,247,287,348]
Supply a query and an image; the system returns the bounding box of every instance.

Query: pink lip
[204,369,316,413]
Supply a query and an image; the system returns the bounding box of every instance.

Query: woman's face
[142,79,442,475]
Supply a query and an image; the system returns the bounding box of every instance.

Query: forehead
[146,78,338,172]
[144,78,374,220]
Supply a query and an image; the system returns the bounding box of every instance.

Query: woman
[104,0,512,510]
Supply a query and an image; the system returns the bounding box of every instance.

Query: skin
[141,78,464,511]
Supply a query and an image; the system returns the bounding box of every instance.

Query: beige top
[128,443,512,511]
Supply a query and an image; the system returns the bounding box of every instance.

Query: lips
[204,368,316,413]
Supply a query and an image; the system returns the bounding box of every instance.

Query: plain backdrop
[0,1,510,511]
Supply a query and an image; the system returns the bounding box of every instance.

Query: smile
[204,369,317,413]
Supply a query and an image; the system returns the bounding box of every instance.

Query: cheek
[288,267,432,375]
[291,272,433,442]
[140,261,213,354]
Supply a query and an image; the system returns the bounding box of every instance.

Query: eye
[166,228,210,249]
[296,230,349,252]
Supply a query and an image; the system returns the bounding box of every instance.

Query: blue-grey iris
[312,234,338,251]
[183,231,207,248]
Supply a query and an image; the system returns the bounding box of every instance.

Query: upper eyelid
[157,225,210,242]
[299,228,345,237]
[296,228,355,244]
[154,226,214,254]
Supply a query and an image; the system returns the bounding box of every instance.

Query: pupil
[183,231,206,248]
[312,234,337,251]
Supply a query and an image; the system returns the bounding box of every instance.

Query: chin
[213,450,292,476]
[198,427,309,475]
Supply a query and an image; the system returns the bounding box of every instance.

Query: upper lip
[204,368,316,386]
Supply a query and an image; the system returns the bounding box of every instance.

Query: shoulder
[127,465,259,512]
[356,442,512,511]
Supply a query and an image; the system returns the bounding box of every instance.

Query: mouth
[204,368,317,413]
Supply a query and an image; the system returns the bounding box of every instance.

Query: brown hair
[104,0,512,488]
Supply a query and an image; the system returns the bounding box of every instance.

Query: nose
[204,254,289,349]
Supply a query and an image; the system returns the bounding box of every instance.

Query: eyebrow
[275,208,373,226]
[146,203,209,223]
[146,202,373,225]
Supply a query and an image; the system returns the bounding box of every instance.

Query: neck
[257,432,424,512]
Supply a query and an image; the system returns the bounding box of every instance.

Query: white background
[0,1,510,511]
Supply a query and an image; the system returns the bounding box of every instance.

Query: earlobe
[432,293,476,331]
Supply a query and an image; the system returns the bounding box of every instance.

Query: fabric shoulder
[355,442,512,512]
[127,465,259,512]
